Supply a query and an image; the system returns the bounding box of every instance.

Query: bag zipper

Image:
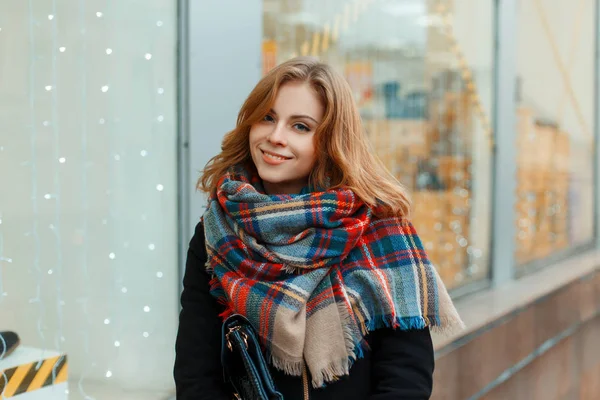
[302,362,310,400]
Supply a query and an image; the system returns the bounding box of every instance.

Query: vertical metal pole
[491,0,518,286]
[177,0,190,296]
[594,0,600,247]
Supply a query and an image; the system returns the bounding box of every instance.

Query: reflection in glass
[515,0,595,267]
[263,0,494,290]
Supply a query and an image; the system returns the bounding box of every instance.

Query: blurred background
[0,0,598,399]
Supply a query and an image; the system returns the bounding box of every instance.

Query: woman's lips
[261,149,291,165]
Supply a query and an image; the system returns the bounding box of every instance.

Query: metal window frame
[595,0,600,247]
[177,0,190,298]
[490,0,518,286]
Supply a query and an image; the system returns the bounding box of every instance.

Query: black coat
[174,222,435,399]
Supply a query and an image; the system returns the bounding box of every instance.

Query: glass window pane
[515,0,596,268]
[0,1,178,398]
[262,0,494,291]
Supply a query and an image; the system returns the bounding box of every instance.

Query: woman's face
[249,81,324,195]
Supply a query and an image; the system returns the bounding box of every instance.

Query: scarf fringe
[363,314,465,337]
[309,304,450,388]
[365,314,426,331]
[267,311,465,388]
[429,315,467,336]
[338,302,361,361]
[267,353,304,377]
[307,303,358,387]
[310,357,350,388]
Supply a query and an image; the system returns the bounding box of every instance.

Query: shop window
[262,0,494,290]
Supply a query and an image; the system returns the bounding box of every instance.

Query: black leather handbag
[221,314,284,400]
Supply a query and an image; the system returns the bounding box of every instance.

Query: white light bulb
[59,157,66,163]
[105,371,112,378]
[96,12,103,17]
[148,244,155,250]
[156,20,163,27]
[59,47,66,52]
[105,48,112,55]
[43,121,50,127]
[143,306,150,312]
[48,269,53,275]
[157,88,164,94]
[140,150,148,157]
[99,118,105,124]
[104,318,110,325]
[145,53,152,60]
[156,184,164,191]
[114,154,120,161]
[143,332,149,338]
[156,271,163,278]
[48,15,54,20]
[101,85,109,92]
[44,194,51,199]
[0,218,2,224]
[45,85,52,91]
[157,115,164,122]
[109,252,116,259]
[102,218,107,225]
[114,341,121,347]
[121,287,128,293]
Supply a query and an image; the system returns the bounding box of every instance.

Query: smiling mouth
[261,149,292,161]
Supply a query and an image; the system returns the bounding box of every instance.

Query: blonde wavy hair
[198,56,411,218]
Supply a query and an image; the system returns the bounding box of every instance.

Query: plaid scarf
[203,166,463,388]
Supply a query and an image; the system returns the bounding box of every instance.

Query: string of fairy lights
[0,2,175,398]
[98,0,167,388]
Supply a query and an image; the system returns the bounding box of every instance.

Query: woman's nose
[267,123,287,146]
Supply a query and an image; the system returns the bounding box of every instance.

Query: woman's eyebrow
[269,109,318,124]
[291,114,318,124]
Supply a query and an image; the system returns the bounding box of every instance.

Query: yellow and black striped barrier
[0,355,68,398]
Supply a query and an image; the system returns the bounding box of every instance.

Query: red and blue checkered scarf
[203,166,463,388]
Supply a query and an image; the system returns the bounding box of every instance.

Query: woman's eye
[263,114,275,122]
[294,123,310,132]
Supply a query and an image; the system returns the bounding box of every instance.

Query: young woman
[174,57,463,400]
